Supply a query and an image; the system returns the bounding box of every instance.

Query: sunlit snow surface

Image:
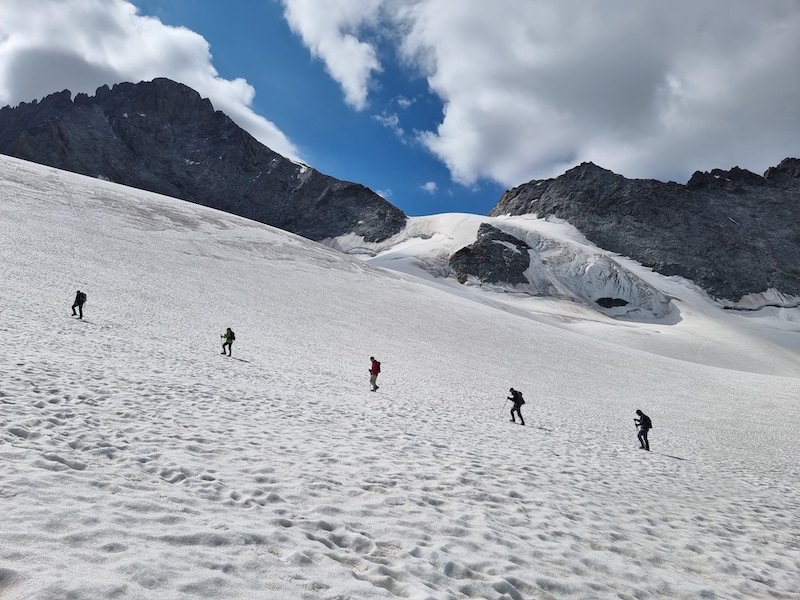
[1,155,799,599]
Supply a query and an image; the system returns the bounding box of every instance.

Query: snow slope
[329,214,800,378]
[1,154,799,599]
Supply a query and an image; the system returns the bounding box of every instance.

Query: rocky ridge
[0,78,406,243]
[489,160,800,301]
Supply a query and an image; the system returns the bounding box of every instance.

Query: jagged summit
[765,157,800,181]
[490,158,800,301]
[562,161,617,178]
[0,78,406,243]
[686,166,768,191]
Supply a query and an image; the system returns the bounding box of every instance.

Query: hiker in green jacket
[221,328,235,356]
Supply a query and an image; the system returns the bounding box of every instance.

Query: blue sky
[130,0,499,216]
[0,1,798,218]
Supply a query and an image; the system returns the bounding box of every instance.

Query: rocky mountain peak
[0,78,406,243]
[764,157,800,181]
[490,159,800,301]
[687,166,765,191]
[561,161,618,181]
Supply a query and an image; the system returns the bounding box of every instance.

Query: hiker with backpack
[635,409,652,451]
[508,388,525,425]
[221,328,235,356]
[369,356,381,391]
[71,290,87,319]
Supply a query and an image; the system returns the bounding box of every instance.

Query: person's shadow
[650,451,689,461]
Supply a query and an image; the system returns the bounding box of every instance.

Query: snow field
[1,155,799,599]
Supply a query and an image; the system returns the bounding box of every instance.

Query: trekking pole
[499,398,509,420]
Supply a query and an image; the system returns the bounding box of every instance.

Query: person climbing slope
[221,327,235,356]
[369,356,381,391]
[635,409,652,451]
[71,290,87,319]
[508,388,525,425]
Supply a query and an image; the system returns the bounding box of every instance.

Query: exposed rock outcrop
[449,224,532,285]
[489,160,800,301]
[449,223,673,320]
[0,78,406,242]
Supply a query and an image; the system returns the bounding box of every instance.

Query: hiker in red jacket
[369,357,381,391]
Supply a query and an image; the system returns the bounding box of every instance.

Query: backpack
[79,292,87,304]
[230,331,235,341]
[375,361,381,373]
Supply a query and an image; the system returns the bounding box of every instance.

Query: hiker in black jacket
[71,290,87,319]
[635,409,652,451]
[508,388,525,425]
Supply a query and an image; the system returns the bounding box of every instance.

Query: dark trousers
[511,405,524,425]
[638,429,649,450]
[222,342,232,355]
[72,303,83,319]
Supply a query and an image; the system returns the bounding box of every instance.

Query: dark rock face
[0,78,406,242]
[489,160,800,300]
[444,222,673,320]
[449,224,531,285]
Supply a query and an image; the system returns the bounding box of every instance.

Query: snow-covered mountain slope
[1,154,799,600]
[328,214,800,377]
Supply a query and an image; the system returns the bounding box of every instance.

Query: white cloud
[283,0,800,186]
[375,188,392,199]
[0,0,301,161]
[372,111,405,138]
[396,96,414,109]
[280,0,384,110]
[420,181,437,194]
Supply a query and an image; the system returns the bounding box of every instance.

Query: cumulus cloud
[420,181,437,194]
[0,0,300,161]
[280,0,384,110]
[282,0,800,186]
